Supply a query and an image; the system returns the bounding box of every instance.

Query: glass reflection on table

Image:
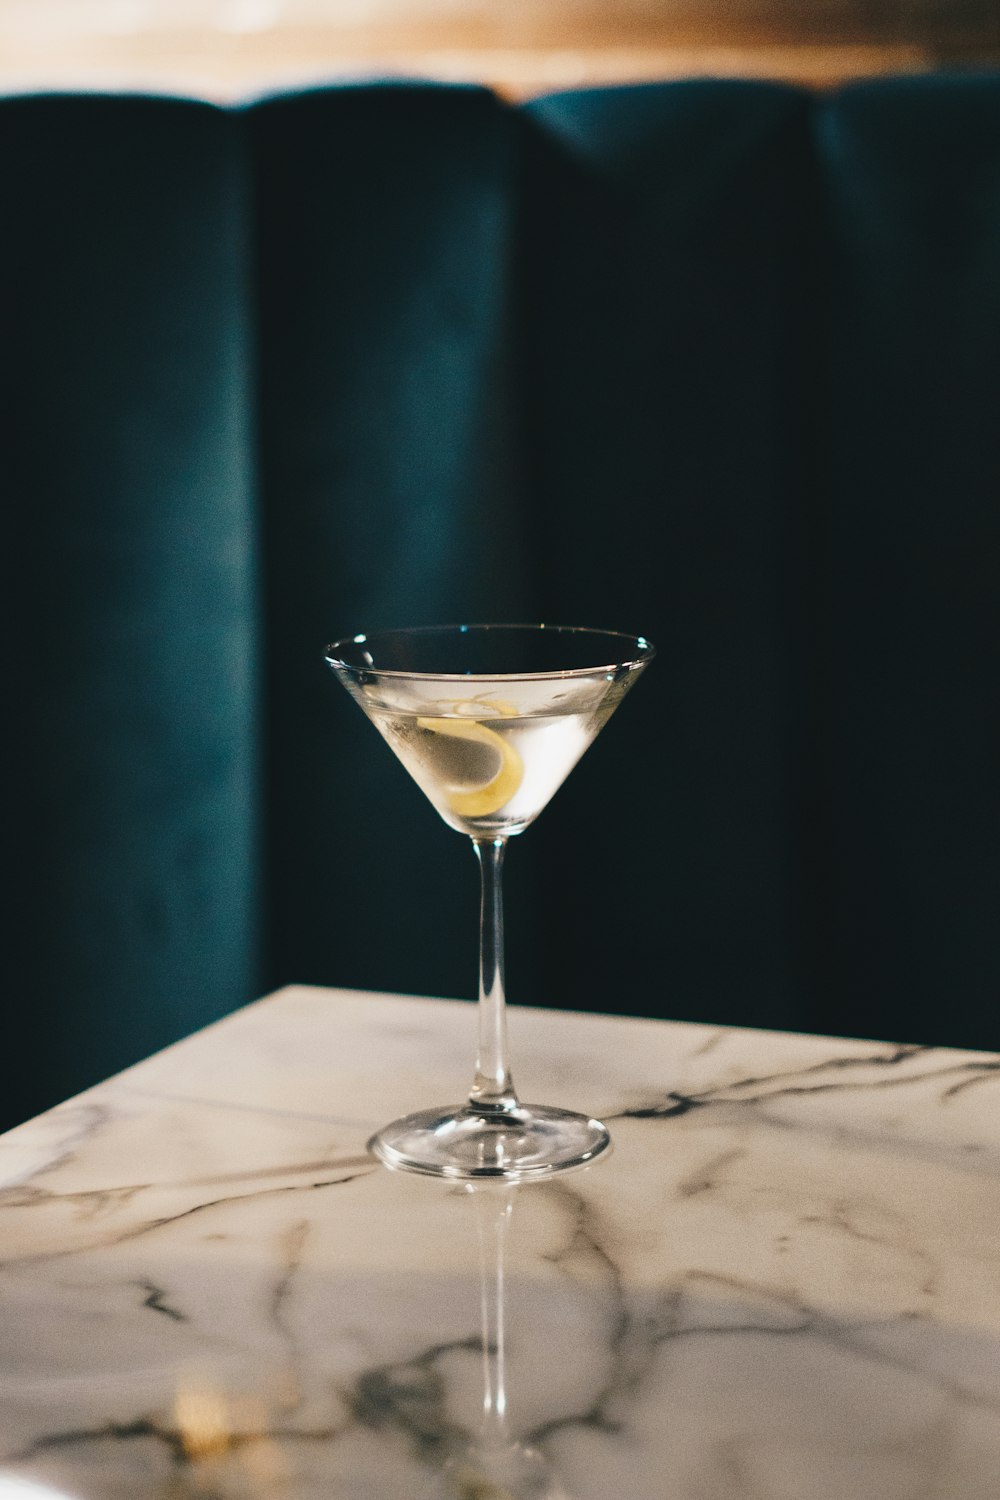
[442,1184,573,1500]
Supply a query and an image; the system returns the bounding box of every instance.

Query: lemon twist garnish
[416,711,523,818]
[448,696,519,720]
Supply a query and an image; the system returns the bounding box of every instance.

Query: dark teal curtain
[0,98,259,1129]
[810,77,1000,1045]
[3,76,999,1131]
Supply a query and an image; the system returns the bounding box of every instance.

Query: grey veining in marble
[1,985,1000,1499]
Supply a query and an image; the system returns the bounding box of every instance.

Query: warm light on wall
[0,0,995,98]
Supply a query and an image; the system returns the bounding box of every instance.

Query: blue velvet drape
[2,76,998,1129]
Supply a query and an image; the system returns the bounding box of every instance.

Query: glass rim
[324,622,656,682]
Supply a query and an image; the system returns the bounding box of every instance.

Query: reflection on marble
[1,985,1000,1498]
[442,1186,571,1500]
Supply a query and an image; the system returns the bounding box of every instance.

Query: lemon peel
[447,697,518,719]
[416,714,523,818]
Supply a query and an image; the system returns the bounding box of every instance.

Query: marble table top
[1,986,999,1500]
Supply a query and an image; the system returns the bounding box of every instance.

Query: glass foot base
[444,1439,564,1500]
[369,1103,611,1181]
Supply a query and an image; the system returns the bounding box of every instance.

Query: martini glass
[323,624,654,1180]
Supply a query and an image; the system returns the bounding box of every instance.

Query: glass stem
[469,837,519,1113]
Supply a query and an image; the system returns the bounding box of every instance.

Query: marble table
[2,986,999,1500]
